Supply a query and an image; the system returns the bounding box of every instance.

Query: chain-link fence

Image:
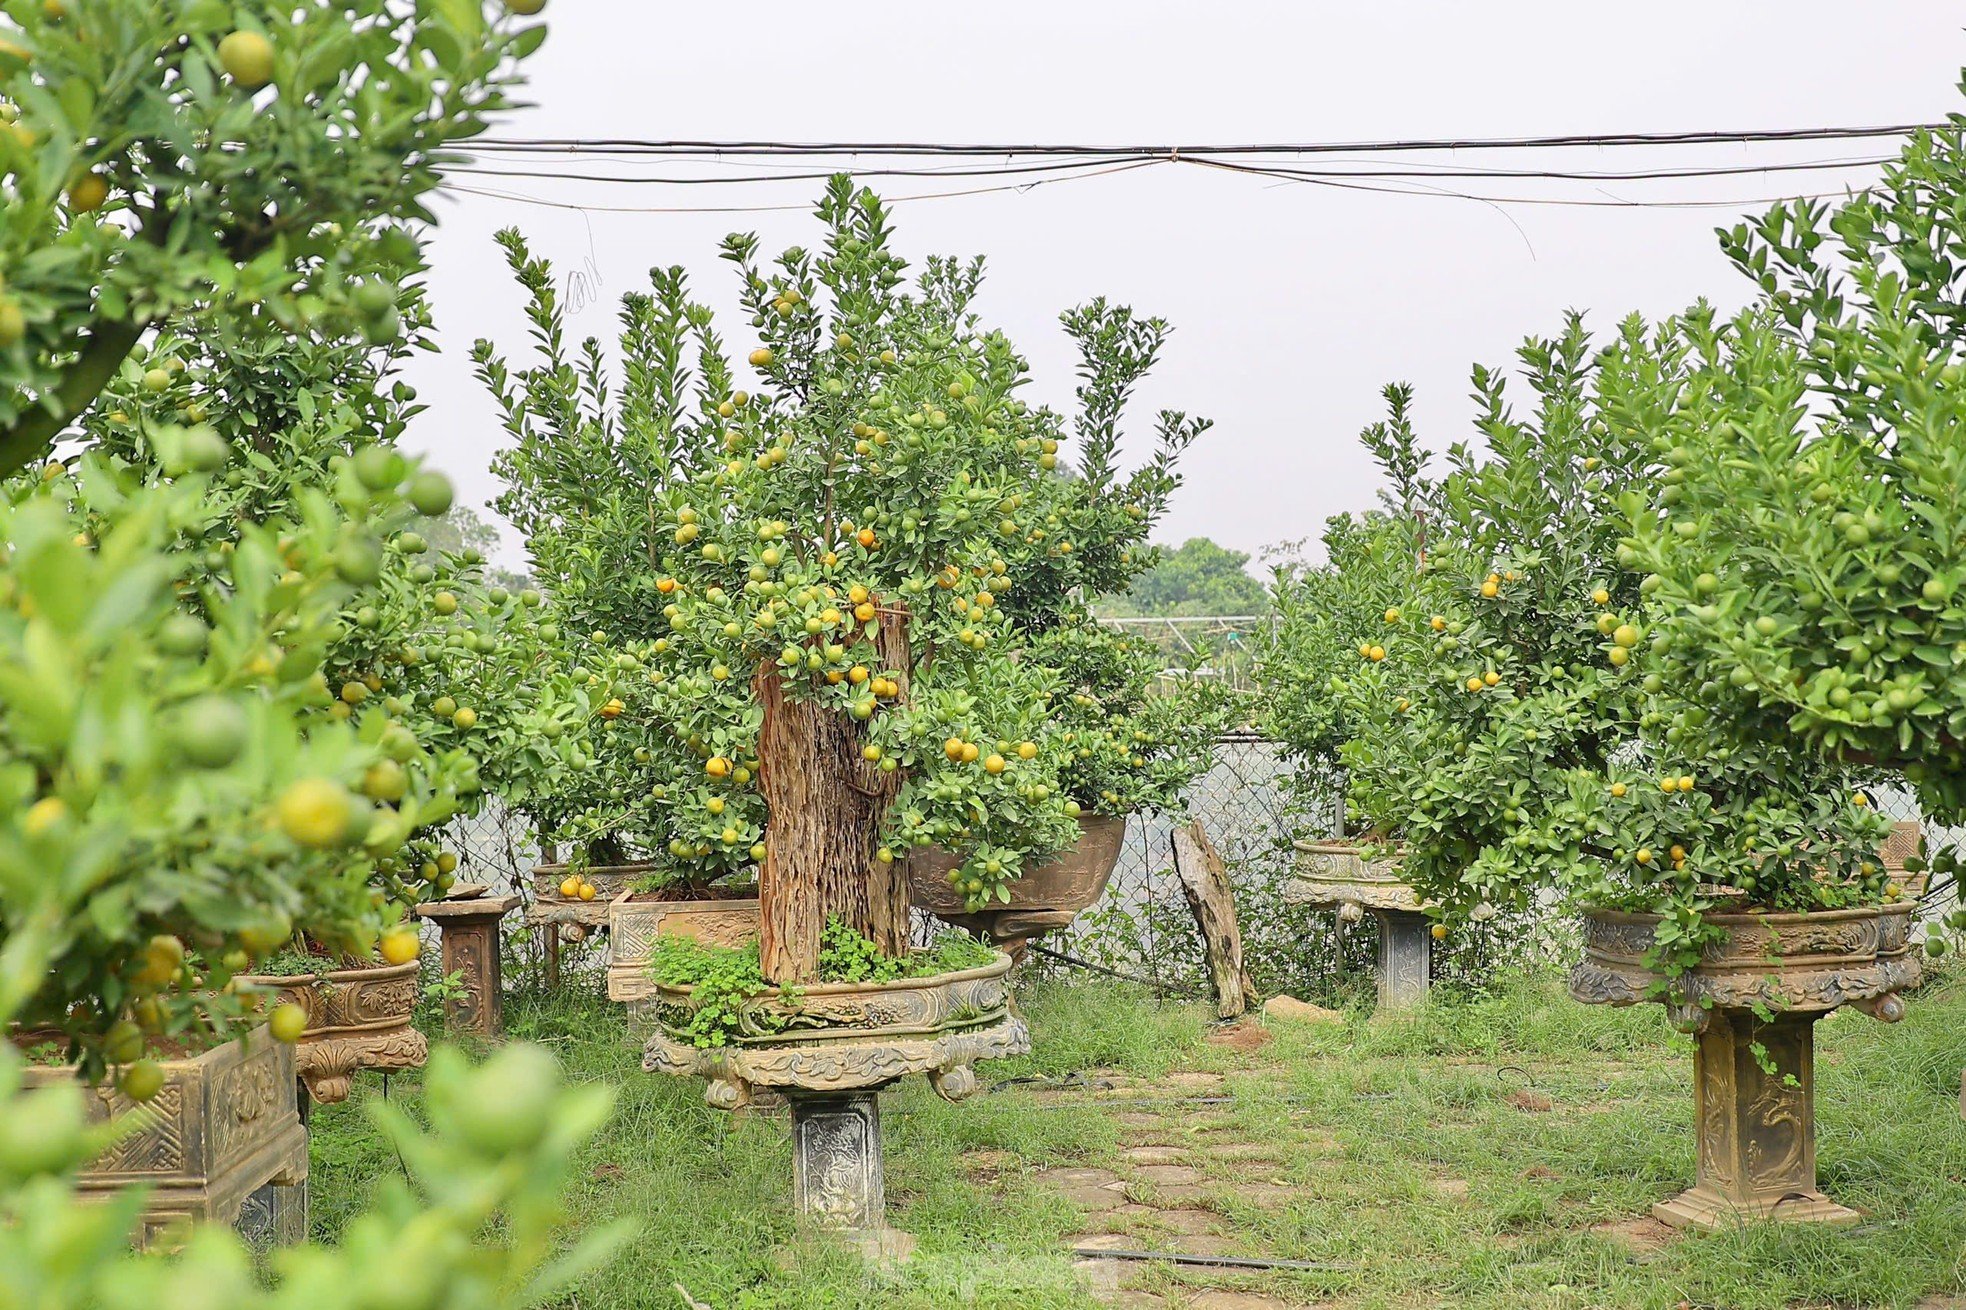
[431,736,1965,1002]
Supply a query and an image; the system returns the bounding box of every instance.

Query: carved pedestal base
[1373,909,1432,1010]
[1653,1009,1857,1230]
[645,954,1028,1259]
[1570,903,1918,1231]
[235,1177,309,1249]
[415,892,519,1036]
[790,1092,885,1230]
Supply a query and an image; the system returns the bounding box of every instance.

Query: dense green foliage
[1614,116,1966,824]
[1268,320,1885,976]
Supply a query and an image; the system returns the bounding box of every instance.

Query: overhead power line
[462,122,1950,157]
[437,120,1951,216]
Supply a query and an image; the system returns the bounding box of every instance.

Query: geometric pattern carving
[1568,904,1918,1230]
[24,1029,308,1251]
[92,1085,187,1174]
[607,898,762,1004]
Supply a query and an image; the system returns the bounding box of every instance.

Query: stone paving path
[1006,1068,1321,1309]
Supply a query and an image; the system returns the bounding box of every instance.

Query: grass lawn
[308,969,1966,1309]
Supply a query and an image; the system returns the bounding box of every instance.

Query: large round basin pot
[235,957,426,1105]
[1285,839,1430,1008]
[1569,902,1919,1230]
[903,814,1126,955]
[644,952,1029,1245]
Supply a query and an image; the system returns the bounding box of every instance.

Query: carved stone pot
[1569,902,1920,1229]
[20,1027,308,1250]
[644,953,1029,1247]
[1285,839,1431,1008]
[903,814,1127,957]
[606,890,762,1007]
[235,958,427,1104]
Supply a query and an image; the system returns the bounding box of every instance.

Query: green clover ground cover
[309,973,1966,1309]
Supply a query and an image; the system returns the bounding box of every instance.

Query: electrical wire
[443,153,1899,188]
[464,122,1951,157]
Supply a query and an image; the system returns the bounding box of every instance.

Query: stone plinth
[1286,840,1430,1008]
[414,891,520,1036]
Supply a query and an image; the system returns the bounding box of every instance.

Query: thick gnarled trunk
[754,606,912,984]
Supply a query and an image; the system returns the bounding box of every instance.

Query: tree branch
[0,317,148,476]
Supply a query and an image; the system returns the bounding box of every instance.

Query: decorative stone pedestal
[1286,839,1430,1009]
[645,953,1029,1254]
[903,815,1127,960]
[1659,1009,1853,1226]
[791,1092,885,1228]
[415,890,520,1036]
[1570,903,1919,1230]
[236,958,426,1104]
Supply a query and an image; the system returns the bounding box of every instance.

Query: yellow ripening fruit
[749,347,774,367]
[66,172,109,213]
[984,754,1006,775]
[379,928,420,966]
[1610,782,1627,798]
[276,779,352,849]
[22,796,68,838]
[218,30,275,90]
[559,875,580,898]
[1430,923,1448,941]
[269,1002,308,1045]
[1384,607,1400,623]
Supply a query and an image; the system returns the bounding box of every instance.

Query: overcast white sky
[400,1,1966,574]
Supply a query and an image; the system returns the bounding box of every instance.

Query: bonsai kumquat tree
[1336,316,1889,976]
[483,180,1210,983]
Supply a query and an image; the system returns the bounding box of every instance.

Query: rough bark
[755,605,912,984]
[1172,820,1257,1019]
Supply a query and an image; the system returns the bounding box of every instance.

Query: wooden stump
[753,606,912,984]
[1172,820,1257,1019]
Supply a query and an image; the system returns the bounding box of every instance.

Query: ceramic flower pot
[235,957,426,1104]
[904,814,1127,954]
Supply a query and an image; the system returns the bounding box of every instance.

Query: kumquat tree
[482,179,1208,982]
